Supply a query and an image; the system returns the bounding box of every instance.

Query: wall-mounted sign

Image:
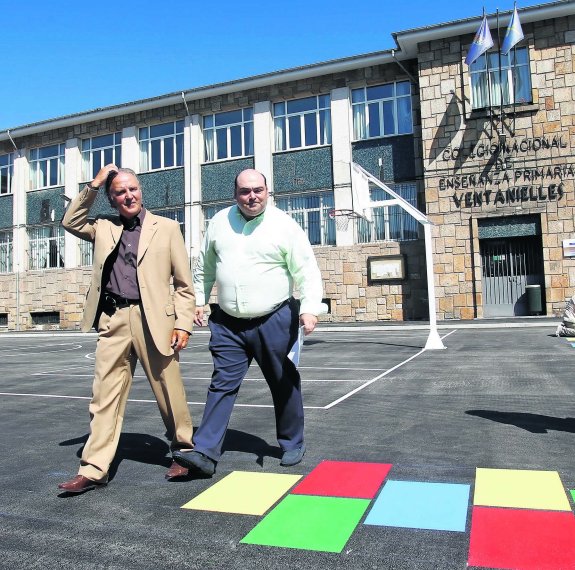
[368,255,406,284]
[563,239,575,258]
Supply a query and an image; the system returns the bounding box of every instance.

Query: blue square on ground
[364,480,471,532]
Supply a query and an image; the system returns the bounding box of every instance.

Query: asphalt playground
[1,317,574,570]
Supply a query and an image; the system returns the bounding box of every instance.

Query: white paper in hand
[287,325,305,367]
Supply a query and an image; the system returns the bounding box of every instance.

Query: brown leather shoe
[165,460,189,480]
[58,475,107,494]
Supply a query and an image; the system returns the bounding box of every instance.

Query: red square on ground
[292,461,392,499]
[468,506,575,570]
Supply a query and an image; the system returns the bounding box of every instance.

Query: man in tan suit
[58,164,195,493]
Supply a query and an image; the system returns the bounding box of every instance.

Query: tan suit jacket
[62,187,195,356]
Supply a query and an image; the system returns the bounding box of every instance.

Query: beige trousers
[78,304,193,481]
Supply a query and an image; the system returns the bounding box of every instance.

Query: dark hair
[105,168,139,207]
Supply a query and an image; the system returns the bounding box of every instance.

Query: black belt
[102,292,140,311]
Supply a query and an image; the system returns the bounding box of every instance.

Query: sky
[2,0,540,131]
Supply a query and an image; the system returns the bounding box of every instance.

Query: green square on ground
[241,494,370,552]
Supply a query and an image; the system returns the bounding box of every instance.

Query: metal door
[480,236,544,317]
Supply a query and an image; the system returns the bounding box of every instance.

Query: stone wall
[418,15,575,319]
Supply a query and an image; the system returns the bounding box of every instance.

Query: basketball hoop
[328,209,358,231]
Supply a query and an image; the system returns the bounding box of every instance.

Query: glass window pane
[515,66,531,103]
[288,116,302,148]
[383,100,395,135]
[175,135,183,166]
[230,125,242,157]
[397,97,412,134]
[396,81,411,96]
[81,139,90,151]
[164,138,174,167]
[307,210,321,245]
[216,129,228,159]
[244,123,254,155]
[139,127,149,140]
[1,172,7,194]
[93,152,102,176]
[319,109,331,144]
[318,94,330,109]
[287,96,317,114]
[92,134,114,149]
[215,110,243,127]
[151,139,162,169]
[49,158,58,186]
[513,47,528,65]
[368,102,380,138]
[367,84,393,100]
[273,102,285,116]
[175,120,184,133]
[39,145,59,159]
[150,122,174,138]
[274,117,286,151]
[103,147,113,165]
[243,108,253,121]
[116,147,122,168]
[203,115,214,128]
[304,113,317,146]
[351,89,365,103]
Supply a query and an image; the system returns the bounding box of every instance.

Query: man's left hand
[300,313,318,336]
[171,329,190,352]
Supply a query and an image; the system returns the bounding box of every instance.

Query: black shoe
[280,444,306,466]
[173,450,216,476]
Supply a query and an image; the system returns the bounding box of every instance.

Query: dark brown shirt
[105,208,146,300]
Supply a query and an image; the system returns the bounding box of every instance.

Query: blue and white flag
[501,6,524,55]
[465,15,494,66]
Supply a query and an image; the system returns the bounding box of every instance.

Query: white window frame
[203,108,254,162]
[352,81,413,141]
[469,47,532,110]
[82,133,122,180]
[139,120,184,172]
[0,230,13,272]
[274,95,331,151]
[0,152,14,195]
[275,192,335,246]
[27,224,65,270]
[29,144,65,189]
[356,182,419,243]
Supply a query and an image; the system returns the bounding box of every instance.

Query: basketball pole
[351,162,445,350]
[423,223,446,350]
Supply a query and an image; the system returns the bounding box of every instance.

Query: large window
[0,153,14,195]
[204,109,253,162]
[274,95,331,151]
[30,144,65,189]
[153,207,185,236]
[275,192,335,246]
[203,202,234,232]
[139,121,184,171]
[82,133,122,180]
[357,182,419,243]
[28,225,65,270]
[0,230,12,272]
[470,47,532,109]
[352,81,413,140]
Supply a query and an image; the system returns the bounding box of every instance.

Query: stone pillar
[64,138,81,267]
[121,126,139,172]
[11,150,28,330]
[253,101,274,198]
[330,86,355,246]
[189,114,203,259]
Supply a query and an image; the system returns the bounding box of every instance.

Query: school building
[0,0,573,330]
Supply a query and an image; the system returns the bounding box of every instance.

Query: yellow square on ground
[181,471,302,515]
[474,468,571,511]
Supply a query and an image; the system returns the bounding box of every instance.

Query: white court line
[323,330,458,409]
[0,392,323,409]
[0,343,83,357]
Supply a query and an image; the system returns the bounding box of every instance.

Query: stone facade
[419,14,575,319]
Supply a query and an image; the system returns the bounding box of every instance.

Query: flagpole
[497,9,504,137]
[484,8,494,139]
[512,3,518,135]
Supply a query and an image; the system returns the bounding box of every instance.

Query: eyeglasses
[237,187,265,197]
